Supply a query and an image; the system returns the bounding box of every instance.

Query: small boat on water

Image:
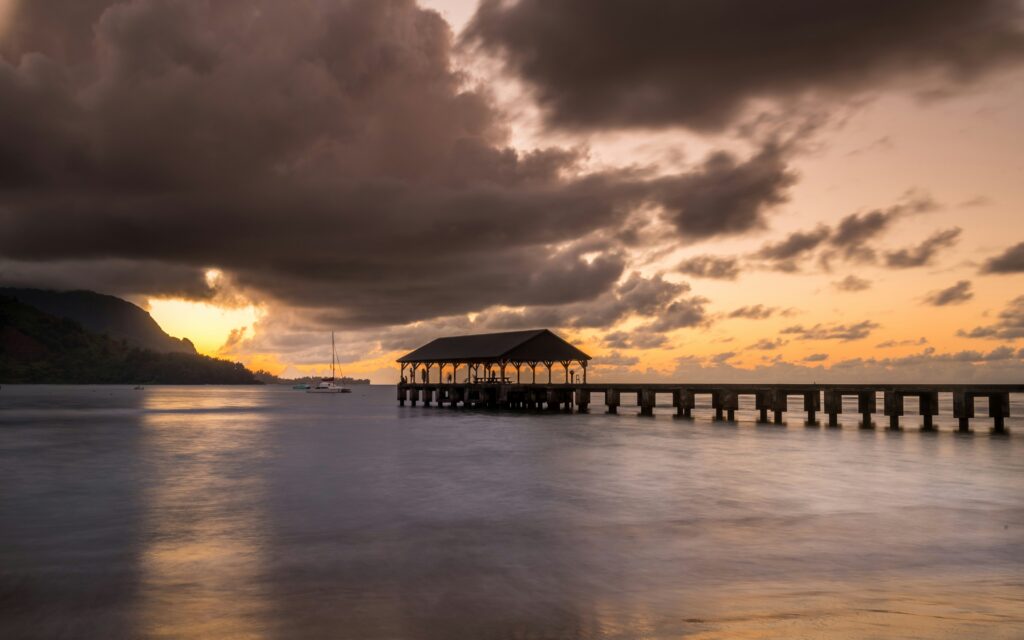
[308,332,351,394]
[292,383,311,390]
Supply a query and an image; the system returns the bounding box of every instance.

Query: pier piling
[395,382,1018,432]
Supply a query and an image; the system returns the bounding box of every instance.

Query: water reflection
[1,386,1022,639]
[137,388,273,638]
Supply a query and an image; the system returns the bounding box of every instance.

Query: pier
[396,329,1022,432]
[396,383,1022,433]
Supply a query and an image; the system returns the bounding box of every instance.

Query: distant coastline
[264,374,371,386]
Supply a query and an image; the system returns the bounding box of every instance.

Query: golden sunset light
[2,3,1024,638]
[147,298,263,356]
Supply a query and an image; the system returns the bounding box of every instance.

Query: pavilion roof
[396,329,590,363]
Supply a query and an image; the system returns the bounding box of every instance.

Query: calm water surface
[1,385,1023,639]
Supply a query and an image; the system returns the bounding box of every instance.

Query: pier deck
[398,382,1024,433]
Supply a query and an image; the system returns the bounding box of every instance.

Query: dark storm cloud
[0,0,784,329]
[958,296,1024,340]
[677,255,740,280]
[833,275,872,292]
[923,280,973,306]
[981,241,1024,274]
[781,320,880,342]
[884,228,962,268]
[0,257,213,300]
[467,0,1024,131]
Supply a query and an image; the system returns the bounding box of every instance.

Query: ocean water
[1,385,1022,639]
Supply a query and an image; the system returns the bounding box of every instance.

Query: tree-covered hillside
[0,296,259,384]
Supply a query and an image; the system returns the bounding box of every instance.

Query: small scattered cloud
[876,337,928,348]
[782,320,880,341]
[643,297,710,332]
[957,295,1024,340]
[846,136,893,157]
[884,227,962,268]
[803,353,829,362]
[728,304,776,320]
[677,255,740,280]
[958,195,991,208]
[833,275,872,292]
[981,241,1024,274]
[924,280,973,306]
[749,337,787,350]
[655,144,796,239]
[599,351,640,367]
[603,330,669,349]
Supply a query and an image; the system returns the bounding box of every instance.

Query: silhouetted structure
[397,329,591,385]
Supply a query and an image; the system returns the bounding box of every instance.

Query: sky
[1,0,1023,383]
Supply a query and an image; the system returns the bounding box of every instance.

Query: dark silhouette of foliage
[0,297,259,384]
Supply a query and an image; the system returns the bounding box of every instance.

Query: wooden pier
[397,382,1023,433]
[395,330,1022,433]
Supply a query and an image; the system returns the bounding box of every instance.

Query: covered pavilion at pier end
[397,329,591,385]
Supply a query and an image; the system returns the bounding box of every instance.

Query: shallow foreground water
[1,385,1022,639]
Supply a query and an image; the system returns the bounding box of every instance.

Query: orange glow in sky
[148,298,263,356]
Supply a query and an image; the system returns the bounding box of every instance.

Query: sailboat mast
[331,331,336,379]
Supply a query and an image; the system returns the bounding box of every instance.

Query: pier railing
[397,382,1024,433]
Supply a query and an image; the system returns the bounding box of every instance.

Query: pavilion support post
[544,361,554,384]
[580,360,587,384]
[528,361,538,384]
[511,361,522,383]
[500,361,508,384]
[560,360,571,384]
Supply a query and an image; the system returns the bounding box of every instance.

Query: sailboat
[307,332,352,393]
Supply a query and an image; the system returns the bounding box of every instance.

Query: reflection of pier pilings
[397,383,1022,432]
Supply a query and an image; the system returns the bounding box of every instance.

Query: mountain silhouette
[0,295,258,384]
[0,288,195,354]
